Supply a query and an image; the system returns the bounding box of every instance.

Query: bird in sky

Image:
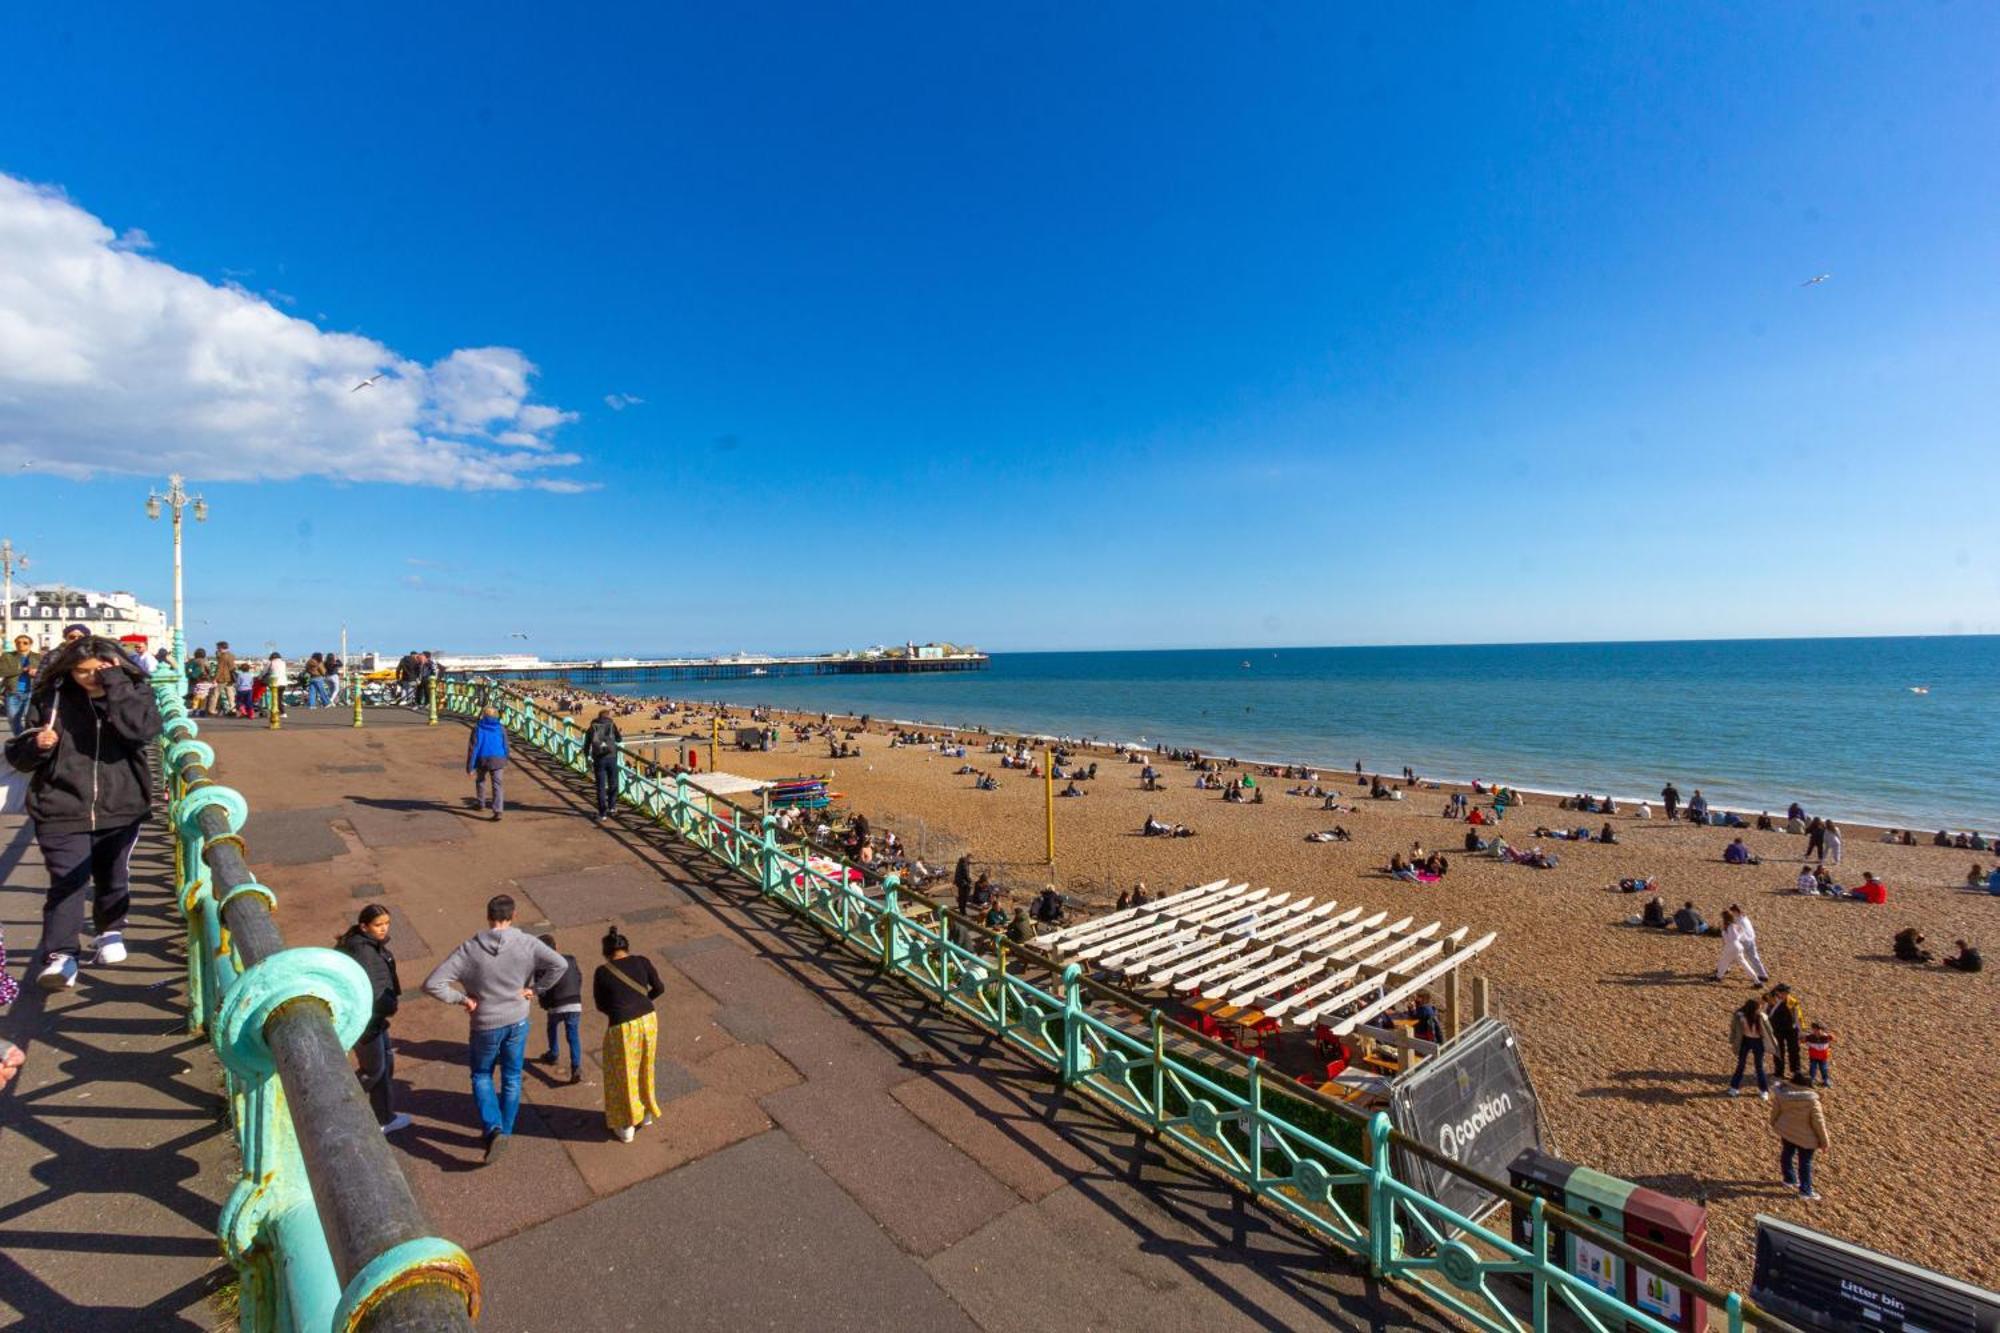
[350,373,385,392]
[509,632,529,639]
[1800,273,1831,287]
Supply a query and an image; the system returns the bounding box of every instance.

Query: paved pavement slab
[238,803,349,865]
[474,1131,978,1333]
[513,863,693,927]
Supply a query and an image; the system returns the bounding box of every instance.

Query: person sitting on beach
[1305,827,1351,843]
[1388,853,1420,882]
[1422,852,1449,878]
[1943,939,1983,973]
[1130,882,1150,908]
[1966,863,1986,890]
[1673,901,1709,935]
[984,899,1010,932]
[1687,790,1711,825]
[1467,807,1488,826]
[1972,832,1991,852]
[1642,896,1669,928]
[1795,867,1821,895]
[1852,872,1888,905]
[1756,811,1776,831]
[1029,886,1065,926]
[1988,866,2000,896]
[1058,782,1084,798]
[975,774,999,791]
[1879,828,1901,843]
[1724,838,1761,866]
[1893,927,1932,963]
[1635,800,1652,819]
[1463,830,1490,852]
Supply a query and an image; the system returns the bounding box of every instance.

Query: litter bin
[1565,1167,1637,1301]
[1508,1149,1575,1254]
[1623,1187,1707,1333]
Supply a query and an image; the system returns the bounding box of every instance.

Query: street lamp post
[0,539,28,645]
[146,475,207,659]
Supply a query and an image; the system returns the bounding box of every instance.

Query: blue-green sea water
[606,638,2000,831]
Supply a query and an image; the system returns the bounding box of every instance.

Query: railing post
[759,815,780,896]
[880,873,904,973]
[1060,962,1085,1086]
[1366,1112,1394,1277]
[1531,1195,1551,1332]
[1149,1008,1166,1129]
[426,676,439,725]
[1247,1056,1265,1186]
[266,676,281,729]
[352,670,364,727]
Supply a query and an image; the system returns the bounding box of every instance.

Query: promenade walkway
[208,709,1442,1330]
[3,706,1447,1330]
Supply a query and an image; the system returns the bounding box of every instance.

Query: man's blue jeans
[545,1011,581,1065]
[593,757,621,818]
[468,1017,530,1137]
[5,691,27,735]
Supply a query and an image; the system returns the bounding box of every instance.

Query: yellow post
[351,669,364,728]
[709,714,719,772]
[266,677,281,730]
[1044,746,1055,865]
[426,676,438,726]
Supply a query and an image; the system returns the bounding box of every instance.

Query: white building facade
[4,586,170,652]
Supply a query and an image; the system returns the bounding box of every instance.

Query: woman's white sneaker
[615,1126,635,1142]
[38,955,78,991]
[93,931,127,965]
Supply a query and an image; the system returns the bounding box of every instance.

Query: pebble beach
[540,689,1999,1294]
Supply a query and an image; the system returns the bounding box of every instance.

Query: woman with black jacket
[593,927,664,1142]
[3,636,163,991]
[337,904,410,1132]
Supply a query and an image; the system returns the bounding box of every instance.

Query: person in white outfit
[1714,906,1770,985]
[1825,822,1843,866]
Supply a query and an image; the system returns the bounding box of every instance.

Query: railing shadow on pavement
[444,677,1803,1333]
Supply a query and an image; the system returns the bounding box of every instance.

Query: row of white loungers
[1034,877,1496,1041]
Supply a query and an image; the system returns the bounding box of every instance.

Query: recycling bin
[1565,1166,1638,1301]
[1623,1186,1707,1332]
[1508,1149,1576,1254]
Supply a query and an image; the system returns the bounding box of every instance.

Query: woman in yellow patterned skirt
[592,927,664,1141]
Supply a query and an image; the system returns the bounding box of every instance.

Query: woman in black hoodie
[3,636,163,991]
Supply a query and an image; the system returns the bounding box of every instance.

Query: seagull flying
[350,373,385,392]
[1799,273,1830,287]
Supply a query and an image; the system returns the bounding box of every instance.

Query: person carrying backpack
[466,706,510,820]
[584,709,623,822]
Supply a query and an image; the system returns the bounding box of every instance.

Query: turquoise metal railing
[444,678,1793,1333]
[153,643,479,1333]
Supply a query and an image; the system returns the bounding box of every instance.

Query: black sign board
[1753,1215,1999,1333]
[1387,1017,1547,1240]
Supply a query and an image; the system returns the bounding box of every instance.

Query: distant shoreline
[529,680,1990,839]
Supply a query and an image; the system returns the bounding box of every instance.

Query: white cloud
[603,392,644,411]
[0,172,589,491]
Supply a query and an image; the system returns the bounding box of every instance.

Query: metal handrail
[446,676,1796,1333]
[153,642,477,1332]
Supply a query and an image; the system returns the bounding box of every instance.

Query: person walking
[3,636,163,990]
[422,894,568,1163]
[1803,817,1826,862]
[1770,1071,1830,1200]
[1764,984,1805,1080]
[467,706,509,820]
[1713,905,1770,986]
[1727,996,1775,1099]
[302,653,327,707]
[535,934,584,1084]
[209,641,236,716]
[1661,782,1681,822]
[593,927,664,1142]
[0,634,38,735]
[584,709,623,823]
[337,904,411,1133]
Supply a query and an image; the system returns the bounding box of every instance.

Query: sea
[599,638,2000,832]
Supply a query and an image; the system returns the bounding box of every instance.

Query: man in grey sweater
[423,894,568,1162]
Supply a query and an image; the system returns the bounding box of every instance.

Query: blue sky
[1,4,1995,656]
